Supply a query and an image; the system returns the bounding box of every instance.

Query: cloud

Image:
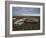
[12,7,40,16]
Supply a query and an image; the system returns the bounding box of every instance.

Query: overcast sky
[12,7,40,16]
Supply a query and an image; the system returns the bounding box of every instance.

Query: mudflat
[12,16,40,31]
